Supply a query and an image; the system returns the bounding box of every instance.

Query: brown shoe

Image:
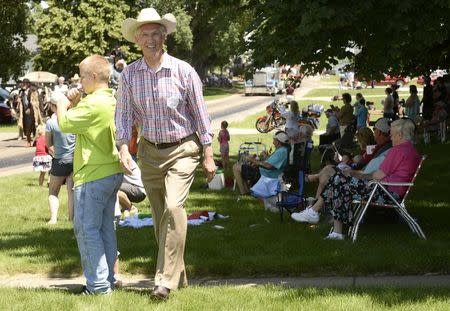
[151,286,170,300]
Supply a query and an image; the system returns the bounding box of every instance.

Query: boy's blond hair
[80,55,111,83]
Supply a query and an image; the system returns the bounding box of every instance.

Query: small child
[218,120,230,169]
[32,125,52,186]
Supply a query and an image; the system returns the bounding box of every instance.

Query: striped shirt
[115,53,213,145]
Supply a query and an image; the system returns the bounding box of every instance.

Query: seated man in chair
[233,131,290,211]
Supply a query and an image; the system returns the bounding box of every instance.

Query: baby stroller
[237,141,267,189]
[319,119,356,167]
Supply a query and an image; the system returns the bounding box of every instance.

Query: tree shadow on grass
[279,286,450,308]
[1,227,80,276]
[0,225,162,276]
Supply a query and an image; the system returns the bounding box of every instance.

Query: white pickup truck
[245,67,284,96]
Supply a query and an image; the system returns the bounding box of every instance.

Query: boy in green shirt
[57,54,123,294]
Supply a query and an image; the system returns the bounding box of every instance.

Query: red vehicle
[355,74,410,88]
[375,75,410,86]
[417,70,447,85]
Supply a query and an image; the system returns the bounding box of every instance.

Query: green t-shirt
[260,146,288,179]
[59,88,122,186]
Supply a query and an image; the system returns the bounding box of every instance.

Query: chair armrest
[367,180,413,187]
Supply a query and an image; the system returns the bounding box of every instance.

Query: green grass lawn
[203,86,242,101]
[1,128,449,278]
[0,286,449,310]
[0,124,16,132]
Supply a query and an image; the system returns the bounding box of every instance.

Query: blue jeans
[73,173,123,294]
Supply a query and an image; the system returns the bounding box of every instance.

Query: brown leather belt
[144,134,196,149]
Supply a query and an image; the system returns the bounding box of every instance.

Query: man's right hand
[119,144,133,175]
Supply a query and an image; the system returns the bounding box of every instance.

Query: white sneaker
[324,231,345,240]
[291,207,320,224]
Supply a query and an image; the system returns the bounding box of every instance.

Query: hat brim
[122,15,176,43]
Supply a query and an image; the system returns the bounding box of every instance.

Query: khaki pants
[138,136,200,290]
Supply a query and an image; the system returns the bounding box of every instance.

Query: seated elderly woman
[303,119,392,201]
[232,131,290,210]
[292,118,420,240]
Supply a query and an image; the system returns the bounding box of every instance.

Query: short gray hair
[391,119,415,141]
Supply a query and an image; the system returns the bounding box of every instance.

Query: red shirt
[35,135,48,156]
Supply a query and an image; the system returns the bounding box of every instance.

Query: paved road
[0,133,34,176]
[0,77,320,176]
[207,94,279,130]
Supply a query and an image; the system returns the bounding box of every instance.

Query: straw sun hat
[121,8,177,43]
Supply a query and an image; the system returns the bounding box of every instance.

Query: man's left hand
[203,156,216,182]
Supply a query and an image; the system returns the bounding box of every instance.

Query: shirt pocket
[159,77,186,110]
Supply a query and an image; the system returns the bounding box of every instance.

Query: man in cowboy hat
[115,8,216,300]
[69,74,81,90]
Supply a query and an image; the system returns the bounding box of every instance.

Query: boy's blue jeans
[73,173,123,294]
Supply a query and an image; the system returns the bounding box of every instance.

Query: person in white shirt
[53,76,68,94]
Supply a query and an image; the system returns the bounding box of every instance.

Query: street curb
[1,274,449,291]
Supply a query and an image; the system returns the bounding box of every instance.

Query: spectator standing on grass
[382,87,395,120]
[421,76,434,120]
[405,85,420,121]
[115,8,216,300]
[280,100,301,142]
[17,79,43,147]
[337,92,353,137]
[111,59,126,88]
[69,74,82,90]
[354,93,368,129]
[57,54,123,295]
[391,84,400,118]
[54,76,68,95]
[218,120,230,169]
[45,94,75,224]
[33,125,52,186]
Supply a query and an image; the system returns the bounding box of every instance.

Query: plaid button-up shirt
[115,53,213,145]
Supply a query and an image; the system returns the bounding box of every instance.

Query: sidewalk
[0,132,34,177]
[1,274,449,291]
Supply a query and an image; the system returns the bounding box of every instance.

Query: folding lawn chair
[424,119,447,144]
[276,140,313,222]
[349,155,427,242]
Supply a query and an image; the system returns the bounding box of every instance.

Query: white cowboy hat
[71,73,80,82]
[121,8,176,43]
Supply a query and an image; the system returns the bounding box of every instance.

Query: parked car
[354,74,410,88]
[0,87,14,124]
[417,70,448,85]
[376,75,410,86]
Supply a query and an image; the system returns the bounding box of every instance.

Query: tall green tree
[185,0,251,78]
[33,0,130,76]
[0,0,30,81]
[246,0,450,77]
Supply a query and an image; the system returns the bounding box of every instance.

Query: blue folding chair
[276,140,313,222]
